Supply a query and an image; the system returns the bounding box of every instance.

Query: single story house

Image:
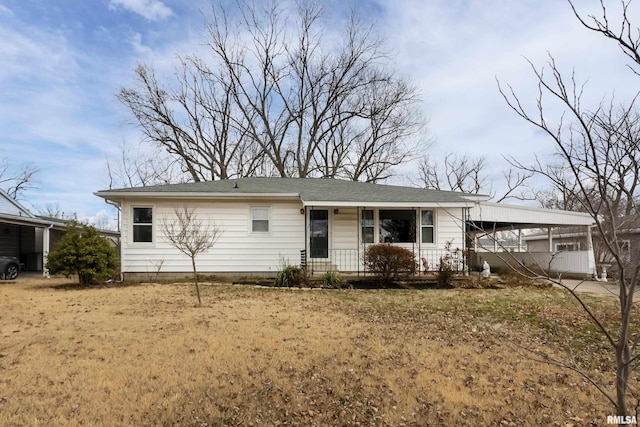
[94,177,596,280]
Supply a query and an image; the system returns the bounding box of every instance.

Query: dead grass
[0,277,626,425]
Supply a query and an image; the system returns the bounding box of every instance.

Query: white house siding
[120,199,305,275]
[434,208,465,249]
[0,195,25,216]
[526,240,549,252]
[332,208,358,250]
[119,199,468,275]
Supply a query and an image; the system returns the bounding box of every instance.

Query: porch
[299,247,466,275]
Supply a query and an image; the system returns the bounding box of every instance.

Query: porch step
[307,260,338,273]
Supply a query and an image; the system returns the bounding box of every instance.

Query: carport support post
[518,229,523,252]
[42,225,51,278]
[547,227,553,252]
[586,225,597,278]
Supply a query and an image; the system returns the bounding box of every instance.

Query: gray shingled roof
[96,177,480,204]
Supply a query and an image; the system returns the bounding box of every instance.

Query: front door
[310,209,329,258]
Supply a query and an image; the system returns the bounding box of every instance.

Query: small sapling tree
[161,207,221,305]
[46,221,118,285]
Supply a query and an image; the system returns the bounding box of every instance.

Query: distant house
[94,177,596,280]
[525,216,640,280]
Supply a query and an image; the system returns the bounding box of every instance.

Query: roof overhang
[95,191,475,208]
[0,213,64,228]
[468,202,595,232]
[94,191,301,204]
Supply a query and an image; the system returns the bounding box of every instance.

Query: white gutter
[94,191,301,200]
[301,200,474,208]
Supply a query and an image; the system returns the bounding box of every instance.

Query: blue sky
[0,0,638,228]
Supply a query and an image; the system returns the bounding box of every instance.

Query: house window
[132,207,153,243]
[421,210,434,244]
[361,210,374,243]
[555,242,580,252]
[251,207,270,232]
[379,210,416,243]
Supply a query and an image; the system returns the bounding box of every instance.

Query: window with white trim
[421,210,434,244]
[132,207,153,243]
[251,207,270,232]
[361,210,374,243]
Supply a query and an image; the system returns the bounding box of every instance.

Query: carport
[0,190,66,275]
[467,201,597,278]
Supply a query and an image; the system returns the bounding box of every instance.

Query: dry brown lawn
[0,276,622,426]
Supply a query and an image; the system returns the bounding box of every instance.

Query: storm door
[309,209,329,258]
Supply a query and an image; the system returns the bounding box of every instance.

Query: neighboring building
[0,189,66,273]
[95,177,596,280]
[0,190,120,276]
[525,216,640,280]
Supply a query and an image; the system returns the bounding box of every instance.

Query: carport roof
[0,213,66,228]
[468,202,595,232]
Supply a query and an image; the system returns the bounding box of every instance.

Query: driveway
[555,279,621,297]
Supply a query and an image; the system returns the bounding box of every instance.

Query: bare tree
[160,207,221,305]
[106,140,190,189]
[499,21,640,420]
[0,156,39,200]
[36,203,76,221]
[416,152,533,202]
[118,0,425,183]
[569,0,640,75]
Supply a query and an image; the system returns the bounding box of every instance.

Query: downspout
[105,199,121,232]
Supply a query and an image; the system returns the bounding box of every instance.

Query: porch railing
[299,248,467,275]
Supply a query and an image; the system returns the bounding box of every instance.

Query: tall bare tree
[36,203,76,221]
[498,1,640,415]
[161,207,221,305]
[118,0,425,183]
[106,140,190,189]
[0,156,39,200]
[416,152,533,202]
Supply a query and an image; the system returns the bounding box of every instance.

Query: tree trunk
[616,338,631,416]
[191,257,201,305]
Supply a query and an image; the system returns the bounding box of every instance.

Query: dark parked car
[0,255,20,280]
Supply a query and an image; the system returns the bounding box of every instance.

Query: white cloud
[0,4,14,17]
[128,32,153,56]
[109,0,173,21]
[79,209,119,231]
[381,0,640,163]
